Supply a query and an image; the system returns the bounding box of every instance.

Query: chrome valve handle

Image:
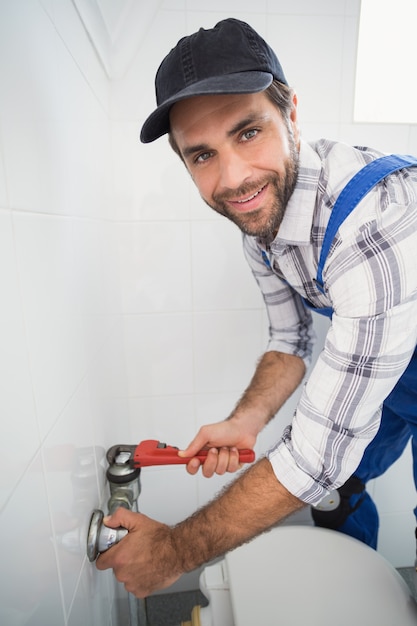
[87,509,128,562]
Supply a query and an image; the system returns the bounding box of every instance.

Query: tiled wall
[0,1,127,624]
[0,1,416,624]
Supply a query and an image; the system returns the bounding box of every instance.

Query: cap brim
[140,71,273,144]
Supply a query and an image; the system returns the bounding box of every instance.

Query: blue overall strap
[316,154,417,293]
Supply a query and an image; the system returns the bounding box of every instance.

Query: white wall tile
[374,444,416,566]
[266,0,347,14]
[193,310,264,394]
[301,122,342,143]
[186,11,267,38]
[0,1,122,623]
[13,213,80,318]
[72,219,116,364]
[118,221,192,314]
[67,563,114,626]
[194,391,246,428]
[191,220,264,311]
[0,0,61,213]
[112,121,195,222]
[41,0,110,108]
[267,15,345,125]
[123,313,194,396]
[38,0,54,17]
[87,321,130,453]
[43,378,99,616]
[340,15,360,124]
[408,125,417,155]
[0,210,41,509]
[100,221,123,317]
[0,124,7,208]
[162,0,186,9]
[373,443,415,515]
[128,394,196,449]
[0,0,112,218]
[339,123,411,154]
[345,0,361,17]
[111,9,187,120]
[135,141,194,222]
[13,212,88,437]
[378,512,416,568]
[186,0,267,13]
[0,452,65,626]
[187,178,218,221]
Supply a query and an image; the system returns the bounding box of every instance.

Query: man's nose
[217,149,253,191]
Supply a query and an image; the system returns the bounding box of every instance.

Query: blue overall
[309,154,417,549]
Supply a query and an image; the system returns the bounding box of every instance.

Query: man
[97,18,417,597]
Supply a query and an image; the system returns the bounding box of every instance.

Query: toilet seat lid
[225,525,417,626]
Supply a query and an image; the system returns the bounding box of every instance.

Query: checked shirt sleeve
[242,234,316,368]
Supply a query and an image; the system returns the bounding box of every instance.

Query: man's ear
[289,91,300,149]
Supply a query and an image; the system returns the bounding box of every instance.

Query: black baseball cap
[140,18,288,144]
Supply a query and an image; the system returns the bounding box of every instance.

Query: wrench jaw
[106,444,138,469]
[133,439,181,466]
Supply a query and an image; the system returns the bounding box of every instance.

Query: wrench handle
[193,448,255,463]
[133,440,256,467]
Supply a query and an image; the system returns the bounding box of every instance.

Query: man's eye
[241,129,258,141]
[195,151,212,163]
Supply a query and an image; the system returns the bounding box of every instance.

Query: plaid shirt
[243,139,417,504]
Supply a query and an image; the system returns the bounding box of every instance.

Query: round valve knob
[87,509,128,562]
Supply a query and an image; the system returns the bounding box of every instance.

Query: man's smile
[224,183,269,213]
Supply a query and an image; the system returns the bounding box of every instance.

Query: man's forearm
[229,351,306,433]
[171,457,304,573]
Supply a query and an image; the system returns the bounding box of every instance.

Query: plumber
[97,18,417,597]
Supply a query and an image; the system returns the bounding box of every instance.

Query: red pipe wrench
[106,439,255,468]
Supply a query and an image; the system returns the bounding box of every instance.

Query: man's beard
[206,140,299,241]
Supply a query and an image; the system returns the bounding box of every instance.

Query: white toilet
[183,525,417,626]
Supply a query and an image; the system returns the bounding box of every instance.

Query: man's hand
[96,460,304,598]
[178,417,257,477]
[95,509,181,598]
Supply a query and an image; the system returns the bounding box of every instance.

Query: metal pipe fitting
[87,445,142,561]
